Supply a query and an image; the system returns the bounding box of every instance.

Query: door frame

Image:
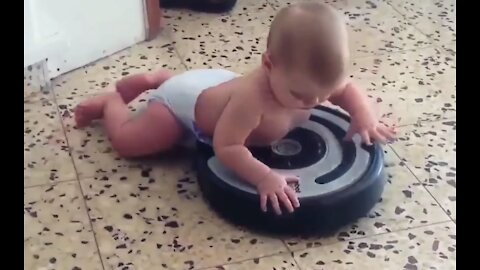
[144,0,163,41]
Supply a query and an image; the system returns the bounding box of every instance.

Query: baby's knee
[110,134,135,158]
[147,70,174,88]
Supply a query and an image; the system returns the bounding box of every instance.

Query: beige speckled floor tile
[282,147,449,251]
[80,165,287,270]
[387,0,456,45]
[206,252,299,270]
[392,120,456,220]
[294,222,456,270]
[56,94,171,180]
[442,42,456,57]
[53,33,185,99]
[270,0,431,57]
[165,0,274,74]
[24,62,52,102]
[350,47,456,125]
[24,99,76,187]
[24,182,103,270]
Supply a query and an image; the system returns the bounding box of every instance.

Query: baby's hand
[345,107,397,145]
[257,172,300,215]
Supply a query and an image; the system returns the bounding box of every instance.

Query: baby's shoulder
[233,79,271,106]
[221,84,266,119]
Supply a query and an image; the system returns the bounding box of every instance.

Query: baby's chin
[283,101,315,110]
[300,104,318,110]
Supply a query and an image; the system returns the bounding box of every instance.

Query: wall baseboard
[24,60,51,100]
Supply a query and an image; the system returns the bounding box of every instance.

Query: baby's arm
[328,82,370,117]
[213,92,300,214]
[329,82,396,144]
[213,94,270,186]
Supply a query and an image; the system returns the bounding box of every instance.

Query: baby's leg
[116,70,173,103]
[75,92,183,157]
[75,69,173,127]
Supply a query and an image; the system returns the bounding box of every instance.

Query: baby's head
[263,2,349,108]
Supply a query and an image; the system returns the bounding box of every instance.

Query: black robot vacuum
[195,105,386,235]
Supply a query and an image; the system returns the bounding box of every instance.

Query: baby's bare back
[195,70,310,146]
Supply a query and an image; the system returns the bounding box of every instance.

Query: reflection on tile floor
[24,99,76,187]
[387,0,456,45]
[24,0,455,269]
[349,47,456,125]
[393,120,456,220]
[24,182,103,270]
[81,166,287,269]
[293,222,455,270]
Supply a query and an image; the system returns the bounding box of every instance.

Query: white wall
[24,0,146,78]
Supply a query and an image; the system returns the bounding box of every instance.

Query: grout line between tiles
[266,0,450,60]
[281,239,304,270]
[397,117,456,128]
[194,250,299,270]
[24,178,78,190]
[50,83,107,270]
[48,35,188,267]
[195,220,453,270]
[384,0,455,50]
[291,252,304,270]
[285,219,453,255]
[159,24,191,71]
[384,0,430,38]
[350,43,442,61]
[388,144,455,223]
[384,1,440,44]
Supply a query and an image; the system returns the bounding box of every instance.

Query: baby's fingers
[260,194,268,212]
[285,186,300,208]
[378,126,397,141]
[269,194,282,215]
[361,130,372,145]
[277,191,294,213]
[344,125,357,141]
[371,129,388,144]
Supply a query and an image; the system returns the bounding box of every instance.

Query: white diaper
[149,69,239,145]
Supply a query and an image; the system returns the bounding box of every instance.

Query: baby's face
[268,66,339,109]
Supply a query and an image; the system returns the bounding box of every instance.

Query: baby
[75,2,396,215]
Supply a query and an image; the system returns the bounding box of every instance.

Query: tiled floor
[24,0,456,269]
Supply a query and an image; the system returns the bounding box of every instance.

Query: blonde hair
[267,2,349,88]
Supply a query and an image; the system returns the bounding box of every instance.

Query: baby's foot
[74,93,112,128]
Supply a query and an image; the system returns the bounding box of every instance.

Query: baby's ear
[262,52,273,71]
